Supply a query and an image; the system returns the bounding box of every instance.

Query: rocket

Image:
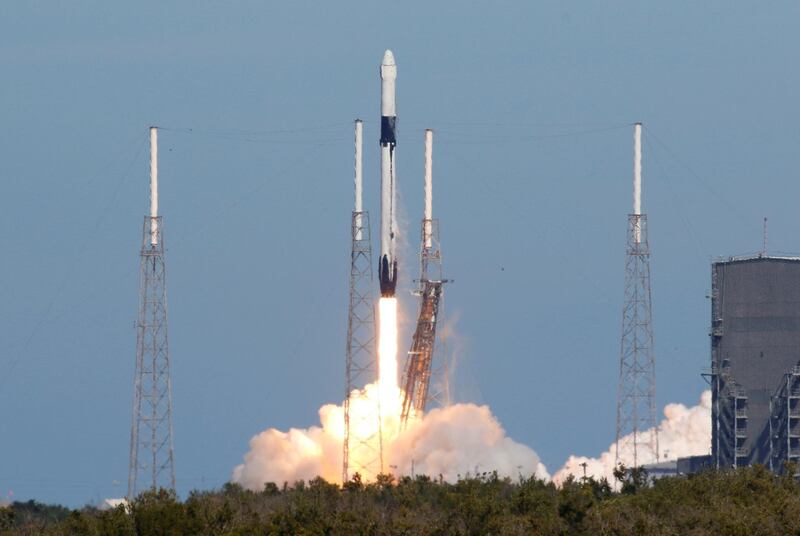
[379,50,398,297]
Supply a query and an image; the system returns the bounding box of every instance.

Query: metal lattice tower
[615,123,659,467]
[128,127,176,497]
[343,120,383,482]
[401,130,449,426]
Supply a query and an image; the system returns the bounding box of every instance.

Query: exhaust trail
[378,297,400,410]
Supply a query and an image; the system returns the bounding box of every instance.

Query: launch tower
[128,127,177,497]
[615,123,659,467]
[343,120,383,482]
[401,129,449,425]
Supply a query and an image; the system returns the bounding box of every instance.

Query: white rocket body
[379,50,398,297]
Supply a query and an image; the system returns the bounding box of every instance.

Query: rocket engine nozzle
[379,254,398,297]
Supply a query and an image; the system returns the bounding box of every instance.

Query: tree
[130,489,188,536]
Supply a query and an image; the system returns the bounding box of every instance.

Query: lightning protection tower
[401,129,449,426]
[615,122,659,468]
[128,127,176,498]
[343,119,383,482]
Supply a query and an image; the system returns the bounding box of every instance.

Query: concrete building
[710,255,800,473]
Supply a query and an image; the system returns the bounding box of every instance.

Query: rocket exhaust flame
[378,297,400,413]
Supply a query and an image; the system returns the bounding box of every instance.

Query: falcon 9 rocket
[378,50,398,297]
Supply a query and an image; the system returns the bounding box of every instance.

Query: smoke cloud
[232,382,548,489]
[388,403,550,481]
[553,390,711,484]
[233,384,711,490]
[232,399,345,489]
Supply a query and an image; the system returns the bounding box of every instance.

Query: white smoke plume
[388,403,550,481]
[553,390,712,485]
[99,498,128,511]
[232,382,548,489]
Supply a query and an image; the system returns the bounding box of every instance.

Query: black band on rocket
[380,116,396,144]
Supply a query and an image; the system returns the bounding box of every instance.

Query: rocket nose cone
[382,50,395,66]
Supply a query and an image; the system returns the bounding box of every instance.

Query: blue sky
[1,1,798,505]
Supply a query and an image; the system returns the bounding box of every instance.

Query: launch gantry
[343,120,383,483]
[401,219,449,425]
[401,130,450,426]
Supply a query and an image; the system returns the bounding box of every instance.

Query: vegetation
[2,465,800,535]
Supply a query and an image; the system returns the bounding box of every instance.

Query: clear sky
[1,1,799,506]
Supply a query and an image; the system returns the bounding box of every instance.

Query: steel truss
[128,215,176,497]
[401,218,449,426]
[343,211,383,482]
[615,213,659,467]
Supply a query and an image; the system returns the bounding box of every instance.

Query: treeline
[2,466,800,535]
